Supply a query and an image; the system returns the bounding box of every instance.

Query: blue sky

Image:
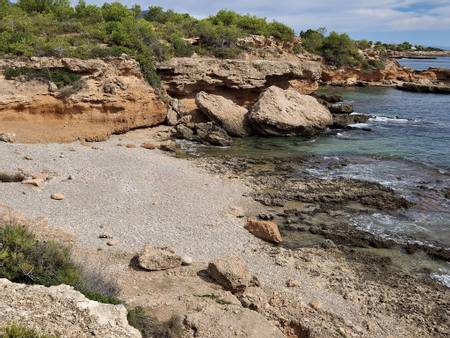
[81,0,450,47]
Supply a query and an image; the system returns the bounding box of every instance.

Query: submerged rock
[196,91,251,137]
[249,86,333,136]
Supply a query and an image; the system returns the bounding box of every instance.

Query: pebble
[106,240,120,246]
[181,255,194,266]
[23,156,33,161]
[309,299,322,310]
[50,193,65,200]
[125,144,136,148]
[285,279,298,288]
[141,143,156,150]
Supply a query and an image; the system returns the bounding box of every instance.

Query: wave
[369,116,411,123]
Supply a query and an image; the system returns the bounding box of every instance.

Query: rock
[207,255,258,293]
[249,86,333,136]
[166,102,180,126]
[137,245,182,271]
[245,219,283,243]
[195,122,232,146]
[157,57,322,97]
[286,279,298,288]
[158,142,177,152]
[0,56,166,143]
[397,82,450,94]
[176,124,196,141]
[50,193,65,200]
[125,144,136,148]
[328,102,353,114]
[48,81,58,92]
[0,278,140,338]
[229,206,246,218]
[22,172,49,188]
[309,299,322,310]
[107,239,120,246]
[195,92,251,137]
[0,132,16,143]
[141,143,156,150]
[181,255,194,266]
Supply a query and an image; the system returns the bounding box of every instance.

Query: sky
[81,1,450,48]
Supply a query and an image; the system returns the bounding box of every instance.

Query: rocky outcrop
[0,278,140,338]
[195,92,251,137]
[321,59,450,88]
[397,82,450,94]
[157,57,322,105]
[249,86,333,136]
[0,56,166,143]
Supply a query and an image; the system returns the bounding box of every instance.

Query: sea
[189,57,450,286]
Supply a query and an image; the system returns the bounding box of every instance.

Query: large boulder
[245,219,282,243]
[195,92,251,137]
[137,245,182,271]
[207,256,258,293]
[249,86,333,136]
[0,278,140,338]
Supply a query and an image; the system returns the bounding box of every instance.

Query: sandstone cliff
[0,56,166,143]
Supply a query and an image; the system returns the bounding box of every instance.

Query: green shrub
[0,222,120,304]
[4,67,81,88]
[0,324,55,338]
[169,36,194,57]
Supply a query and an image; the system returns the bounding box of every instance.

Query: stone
[176,124,196,141]
[107,239,120,246]
[48,81,58,92]
[137,245,182,271]
[245,219,283,244]
[0,171,25,183]
[50,193,65,200]
[181,255,194,266]
[166,106,180,126]
[22,172,49,188]
[125,144,136,148]
[286,279,298,288]
[328,102,353,114]
[0,278,140,338]
[0,132,16,143]
[309,299,322,310]
[249,86,333,136]
[195,92,251,137]
[207,255,258,293]
[141,143,156,150]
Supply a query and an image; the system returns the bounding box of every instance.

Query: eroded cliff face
[156,57,322,109]
[320,59,450,87]
[0,56,166,143]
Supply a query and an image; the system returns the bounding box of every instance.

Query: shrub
[127,307,184,338]
[0,324,55,338]
[169,35,194,57]
[4,67,81,88]
[0,222,120,304]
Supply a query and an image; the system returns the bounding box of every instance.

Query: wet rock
[0,132,16,143]
[137,245,182,271]
[245,219,283,243]
[176,124,196,141]
[196,91,251,137]
[50,193,65,200]
[328,102,353,114]
[196,122,232,146]
[249,86,333,136]
[207,255,258,293]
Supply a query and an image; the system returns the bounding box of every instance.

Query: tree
[300,29,325,54]
[320,32,361,67]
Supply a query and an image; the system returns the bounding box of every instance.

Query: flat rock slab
[137,245,182,271]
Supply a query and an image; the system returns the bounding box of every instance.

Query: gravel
[0,139,261,260]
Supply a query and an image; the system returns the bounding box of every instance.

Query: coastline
[1,136,449,337]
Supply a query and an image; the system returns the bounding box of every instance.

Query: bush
[4,67,81,88]
[0,324,55,338]
[0,222,120,304]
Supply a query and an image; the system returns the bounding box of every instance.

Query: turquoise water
[397,56,450,70]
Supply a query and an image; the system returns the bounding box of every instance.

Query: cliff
[0,56,166,143]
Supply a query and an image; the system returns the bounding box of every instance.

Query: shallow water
[188,86,450,286]
[397,56,450,71]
